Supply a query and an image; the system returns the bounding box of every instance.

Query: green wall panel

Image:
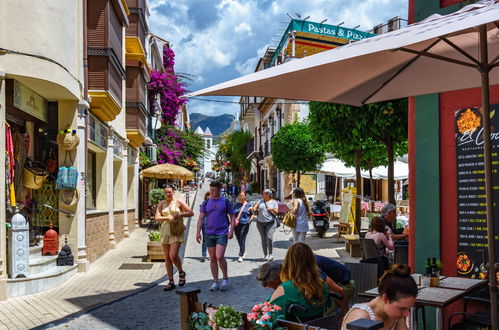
[414,94,441,272]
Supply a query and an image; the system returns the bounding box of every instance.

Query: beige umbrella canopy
[140,163,193,181]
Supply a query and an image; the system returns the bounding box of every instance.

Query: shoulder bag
[263,199,280,228]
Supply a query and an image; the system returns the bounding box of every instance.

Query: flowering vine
[148,47,187,126]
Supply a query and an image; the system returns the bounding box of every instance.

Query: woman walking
[291,188,310,243]
[233,191,253,262]
[253,189,279,261]
[155,185,194,291]
[200,192,211,262]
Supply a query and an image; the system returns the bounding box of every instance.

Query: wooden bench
[341,234,362,258]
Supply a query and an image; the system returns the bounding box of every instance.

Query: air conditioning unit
[387,17,401,32]
[145,145,157,163]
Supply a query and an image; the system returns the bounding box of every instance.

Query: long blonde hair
[280,243,325,305]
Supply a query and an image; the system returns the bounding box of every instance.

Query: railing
[88,114,108,149]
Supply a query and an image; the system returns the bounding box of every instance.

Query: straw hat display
[59,189,79,213]
[140,163,194,180]
[57,125,79,151]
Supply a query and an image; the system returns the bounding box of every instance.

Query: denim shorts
[205,234,228,247]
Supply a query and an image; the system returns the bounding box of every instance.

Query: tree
[308,102,374,231]
[364,100,408,205]
[216,130,252,181]
[271,122,325,186]
[309,100,408,204]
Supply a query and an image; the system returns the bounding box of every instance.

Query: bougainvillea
[154,124,205,165]
[148,46,187,126]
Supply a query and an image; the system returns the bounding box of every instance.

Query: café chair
[345,262,378,304]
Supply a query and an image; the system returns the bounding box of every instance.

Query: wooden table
[341,234,361,257]
[358,276,486,330]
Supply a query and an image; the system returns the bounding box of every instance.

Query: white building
[195,127,217,176]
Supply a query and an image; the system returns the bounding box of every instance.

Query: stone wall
[114,211,124,244]
[86,212,109,263]
[128,210,136,233]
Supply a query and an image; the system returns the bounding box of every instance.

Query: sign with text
[13,80,48,122]
[339,186,356,226]
[455,105,499,279]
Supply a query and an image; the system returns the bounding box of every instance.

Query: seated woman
[267,243,330,323]
[366,217,394,254]
[342,264,418,330]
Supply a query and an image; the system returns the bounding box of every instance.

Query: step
[29,255,58,275]
[29,245,43,257]
[6,265,78,297]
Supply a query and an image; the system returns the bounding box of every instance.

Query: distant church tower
[204,127,213,149]
[194,126,216,176]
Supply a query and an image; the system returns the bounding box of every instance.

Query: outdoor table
[358,277,486,330]
[341,234,361,257]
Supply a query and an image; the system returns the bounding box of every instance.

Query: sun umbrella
[140,163,194,181]
[185,2,499,326]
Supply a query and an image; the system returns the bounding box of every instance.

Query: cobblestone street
[44,182,295,329]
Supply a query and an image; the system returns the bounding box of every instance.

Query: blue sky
[148,0,408,116]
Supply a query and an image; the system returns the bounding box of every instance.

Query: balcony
[263,141,270,158]
[126,104,147,147]
[126,0,148,53]
[87,0,127,122]
[246,137,255,158]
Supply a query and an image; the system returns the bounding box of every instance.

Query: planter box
[147,241,165,262]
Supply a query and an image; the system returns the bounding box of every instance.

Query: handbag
[263,200,280,228]
[282,210,296,228]
[23,159,48,190]
[56,151,78,190]
[59,189,79,213]
[169,217,186,236]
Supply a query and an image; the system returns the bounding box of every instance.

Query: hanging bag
[57,125,79,151]
[23,158,48,190]
[59,189,79,213]
[282,210,297,228]
[56,151,78,190]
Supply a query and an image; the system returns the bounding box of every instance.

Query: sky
[148,0,408,117]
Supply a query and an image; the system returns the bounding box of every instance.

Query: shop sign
[13,80,48,123]
[301,174,318,195]
[300,21,374,41]
[455,104,499,279]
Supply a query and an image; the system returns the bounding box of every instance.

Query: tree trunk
[369,167,375,212]
[386,140,396,205]
[355,149,362,233]
[297,171,301,187]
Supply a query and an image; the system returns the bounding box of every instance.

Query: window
[86,151,97,209]
[206,139,211,149]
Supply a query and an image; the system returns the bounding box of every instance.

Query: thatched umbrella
[140,163,194,181]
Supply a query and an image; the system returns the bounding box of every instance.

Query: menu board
[455,104,499,279]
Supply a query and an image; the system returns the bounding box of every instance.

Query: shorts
[205,234,228,247]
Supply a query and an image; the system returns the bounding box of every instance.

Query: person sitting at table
[342,264,418,330]
[366,217,394,254]
[381,204,408,240]
[260,243,331,322]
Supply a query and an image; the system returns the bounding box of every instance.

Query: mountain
[190,113,235,137]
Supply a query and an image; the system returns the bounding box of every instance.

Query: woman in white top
[291,188,310,243]
[342,264,418,330]
[365,216,394,254]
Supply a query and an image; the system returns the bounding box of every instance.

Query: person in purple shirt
[196,181,235,291]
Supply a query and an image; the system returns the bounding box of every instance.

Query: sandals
[178,271,187,287]
[163,279,176,291]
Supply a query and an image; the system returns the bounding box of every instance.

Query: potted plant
[247,302,283,329]
[188,312,211,330]
[146,230,164,262]
[213,305,242,330]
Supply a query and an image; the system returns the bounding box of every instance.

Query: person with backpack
[196,181,235,291]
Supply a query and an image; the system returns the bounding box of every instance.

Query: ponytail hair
[378,264,418,302]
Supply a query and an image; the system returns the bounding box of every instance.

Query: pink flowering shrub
[247,302,283,329]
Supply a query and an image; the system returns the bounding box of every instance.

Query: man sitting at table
[381,204,408,240]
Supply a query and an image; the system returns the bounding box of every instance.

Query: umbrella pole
[479,25,497,329]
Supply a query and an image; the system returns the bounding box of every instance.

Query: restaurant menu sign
[455,104,499,279]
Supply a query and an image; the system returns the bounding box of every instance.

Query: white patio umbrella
[186,2,499,325]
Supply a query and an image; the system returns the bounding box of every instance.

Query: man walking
[197,181,235,291]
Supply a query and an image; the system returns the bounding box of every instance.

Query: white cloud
[148,0,407,115]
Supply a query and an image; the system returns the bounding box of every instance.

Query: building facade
[0,0,166,299]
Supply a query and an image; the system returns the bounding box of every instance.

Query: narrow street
[43,181,295,329]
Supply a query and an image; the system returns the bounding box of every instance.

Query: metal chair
[393,241,408,265]
[345,262,378,304]
[359,238,383,259]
